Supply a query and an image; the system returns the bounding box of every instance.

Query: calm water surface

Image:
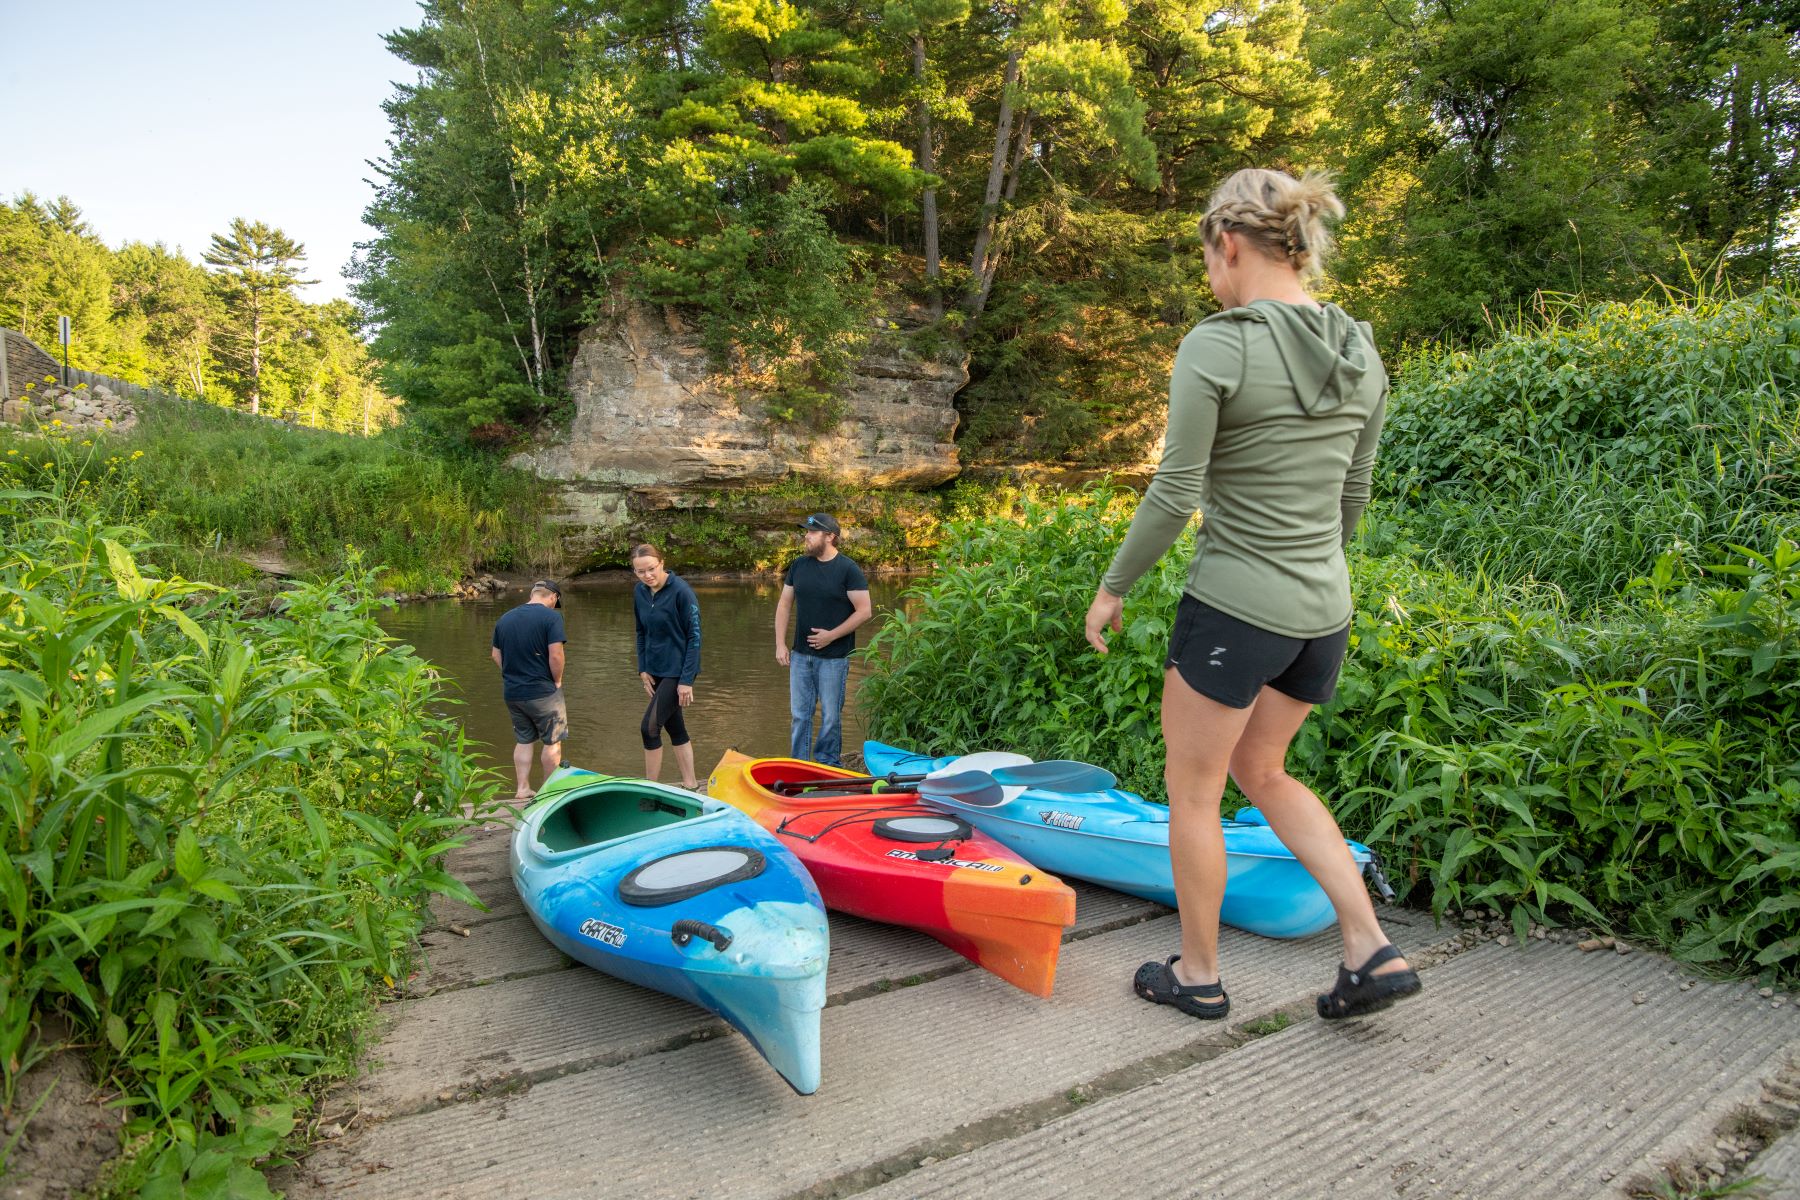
[380,575,911,783]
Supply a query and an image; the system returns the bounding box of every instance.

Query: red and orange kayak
[708,751,1076,997]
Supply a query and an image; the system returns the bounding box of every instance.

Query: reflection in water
[379,575,911,785]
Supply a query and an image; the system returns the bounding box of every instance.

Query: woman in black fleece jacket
[631,543,702,789]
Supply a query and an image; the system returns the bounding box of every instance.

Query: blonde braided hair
[1199,168,1344,282]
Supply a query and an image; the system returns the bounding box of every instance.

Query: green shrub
[634,183,874,432]
[1306,540,1799,968]
[0,432,496,1192]
[1378,287,1800,609]
[863,486,1800,981]
[861,488,1179,793]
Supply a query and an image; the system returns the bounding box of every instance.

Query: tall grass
[863,286,1800,981]
[36,396,565,594]
[1376,287,1800,609]
[0,428,497,1195]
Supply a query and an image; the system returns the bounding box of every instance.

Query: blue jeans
[789,653,850,766]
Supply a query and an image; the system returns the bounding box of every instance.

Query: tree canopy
[14,0,1793,461]
[349,0,1796,463]
[0,195,399,434]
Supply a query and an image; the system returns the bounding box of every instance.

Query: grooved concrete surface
[289,824,1800,1200]
[1761,1128,1800,1200]
[859,946,1799,1200]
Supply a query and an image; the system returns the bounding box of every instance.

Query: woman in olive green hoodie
[1084,168,1420,1021]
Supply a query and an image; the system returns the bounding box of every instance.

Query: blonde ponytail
[1200,168,1344,281]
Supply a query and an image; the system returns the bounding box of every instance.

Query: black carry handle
[671,919,733,952]
[1364,857,1396,903]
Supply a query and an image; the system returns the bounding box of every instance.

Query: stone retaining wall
[1,327,163,405]
[1,327,60,403]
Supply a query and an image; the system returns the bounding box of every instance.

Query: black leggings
[640,675,690,750]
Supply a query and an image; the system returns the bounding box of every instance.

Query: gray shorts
[505,690,568,745]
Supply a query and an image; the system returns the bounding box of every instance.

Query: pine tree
[203,219,315,414]
[958,0,1156,319]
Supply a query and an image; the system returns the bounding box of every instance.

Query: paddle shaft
[771,773,926,796]
[769,756,1116,798]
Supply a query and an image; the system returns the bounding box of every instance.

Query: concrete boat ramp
[284,822,1800,1199]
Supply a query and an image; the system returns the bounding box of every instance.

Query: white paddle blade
[917,771,1007,808]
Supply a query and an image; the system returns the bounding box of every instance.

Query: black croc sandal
[1133,955,1230,1020]
[1317,944,1421,1019]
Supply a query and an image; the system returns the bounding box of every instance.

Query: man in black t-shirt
[774,514,871,765]
[491,580,569,800]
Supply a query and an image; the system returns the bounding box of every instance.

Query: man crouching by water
[492,580,569,800]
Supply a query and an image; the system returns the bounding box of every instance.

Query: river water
[379,574,911,784]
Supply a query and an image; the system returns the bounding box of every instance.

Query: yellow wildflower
[131,450,144,459]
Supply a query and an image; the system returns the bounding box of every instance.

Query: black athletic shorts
[1164,596,1349,710]
[506,690,568,745]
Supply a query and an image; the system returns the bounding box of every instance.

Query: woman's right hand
[640,671,654,697]
[1085,586,1123,654]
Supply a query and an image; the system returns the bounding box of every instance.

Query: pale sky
[0,0,426,302]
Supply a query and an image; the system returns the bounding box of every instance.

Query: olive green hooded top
[1100,299,1388,639]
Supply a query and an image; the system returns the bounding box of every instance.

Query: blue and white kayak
[861,741,1383,940]
[511,766,829,1094]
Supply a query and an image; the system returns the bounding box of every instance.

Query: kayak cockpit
[534,784,709,855]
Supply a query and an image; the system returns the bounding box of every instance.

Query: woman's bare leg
[1228,686,1410,977]
[1161,668,1258,990]
[672,742,698,789]
[643,746,663,782]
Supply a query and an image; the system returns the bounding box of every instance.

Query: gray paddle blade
[917,771,1007,808]
[990,760,1116,792]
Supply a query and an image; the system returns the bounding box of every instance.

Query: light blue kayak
[511,766,828,1094]
[861,741,1385,939]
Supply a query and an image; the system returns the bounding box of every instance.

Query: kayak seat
[620,846,767,907]
[872,815,973,844]
[538,788,706,854]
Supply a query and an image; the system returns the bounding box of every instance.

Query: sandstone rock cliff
[508,306,965,551]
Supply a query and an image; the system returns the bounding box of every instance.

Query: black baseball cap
[800,513,841,534]
[532,579,563,608]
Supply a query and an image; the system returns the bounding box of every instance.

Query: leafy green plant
[636,183,875,435]
[862,486,1175,791]
[864,490,1800,980]
[0,433,496,1190]
[1377,287,1800,611]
